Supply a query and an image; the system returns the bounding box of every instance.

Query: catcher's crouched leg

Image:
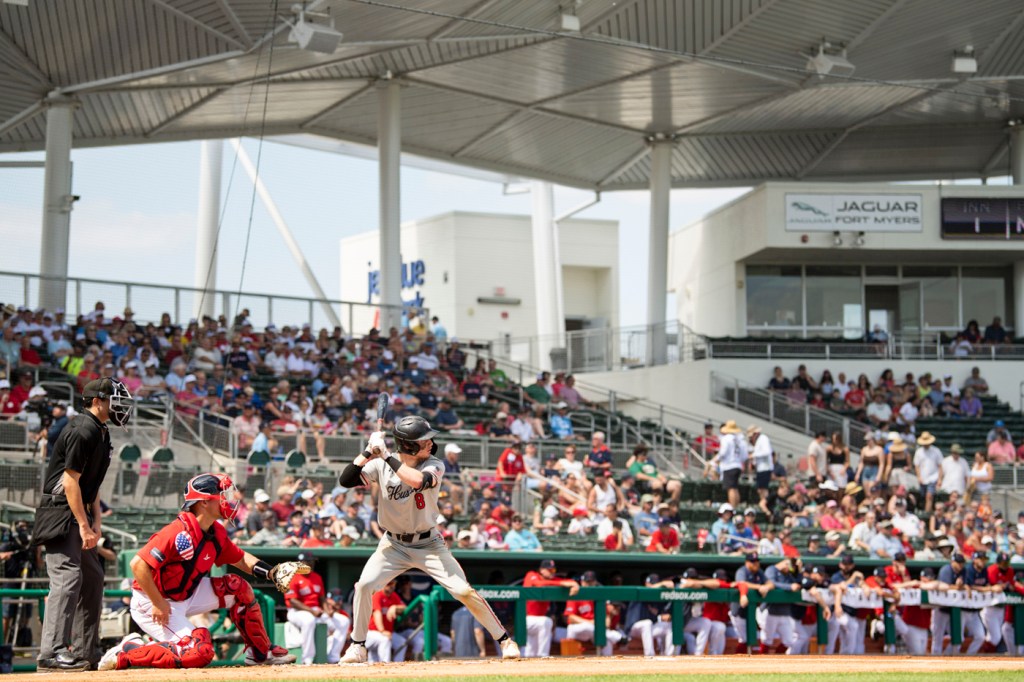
[212,574,272,660]
[118,629,215,669]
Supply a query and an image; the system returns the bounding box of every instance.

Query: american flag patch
[175,532,194,560]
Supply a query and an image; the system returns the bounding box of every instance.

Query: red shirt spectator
[271,496,294,523]
[845,387,866,410]
[19,341,41,368]
[369,588,404,633]
[9,375,33,408]
[497,446,527,480]
[0,385,19,416]
[646,526,679,553]
[286,573,321,609]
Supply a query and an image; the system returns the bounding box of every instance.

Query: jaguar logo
[790,201,829,217]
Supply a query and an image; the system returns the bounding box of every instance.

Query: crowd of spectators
[0,302,606,464]
[766,363,994,432]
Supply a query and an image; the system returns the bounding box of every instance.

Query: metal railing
[0,269,416,333]
[710,371,871,451]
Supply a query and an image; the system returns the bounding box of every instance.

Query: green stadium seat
[248,450,271,466]
[118,443,142,462]
[151,447,174,463]
[285,449,307,469]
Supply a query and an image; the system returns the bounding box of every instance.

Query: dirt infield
[33,656,1024,682]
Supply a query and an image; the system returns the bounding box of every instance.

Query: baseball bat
[373,393,389,456]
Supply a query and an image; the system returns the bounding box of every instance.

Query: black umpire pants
[37,523,104,663]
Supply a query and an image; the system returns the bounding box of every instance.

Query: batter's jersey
[361,455,445,534]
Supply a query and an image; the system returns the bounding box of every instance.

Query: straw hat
[889,441,907,453]
[917,432,936,446]
[720,420,742,434]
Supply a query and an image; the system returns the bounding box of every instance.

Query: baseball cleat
[499,638,521,659]
[244,645,296,666]
[98,634,144,671]
[339,642,368,664]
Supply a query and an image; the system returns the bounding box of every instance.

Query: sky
[0,137,750,329]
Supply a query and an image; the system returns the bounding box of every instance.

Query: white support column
[229,139,341,329]
[378,79,403,332]
[646,138,673,366]
[38,97,76,313]
[193,139,223,320]
[531,181,560,371]
[1012,128,1024,333]
[1012,126,1024,185]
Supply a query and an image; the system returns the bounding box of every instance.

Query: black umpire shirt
[42,410,112,509]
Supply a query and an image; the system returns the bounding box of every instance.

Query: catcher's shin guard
[118,630,215,669]
[212,574,271,660]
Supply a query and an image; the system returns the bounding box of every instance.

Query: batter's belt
[385,529,433,543]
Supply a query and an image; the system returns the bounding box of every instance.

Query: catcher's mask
[182,473,240,521]
[83,378,135,430]
[391,415,439,456]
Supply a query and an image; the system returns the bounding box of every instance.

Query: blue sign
[367,259,426,305]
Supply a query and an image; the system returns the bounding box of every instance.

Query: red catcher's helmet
[182,473,239,522]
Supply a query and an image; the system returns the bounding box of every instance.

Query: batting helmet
[182,473,240,521]
[392,415,439,454]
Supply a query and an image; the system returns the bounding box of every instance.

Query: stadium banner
[784,193,923,232]
[941,197,1024,239]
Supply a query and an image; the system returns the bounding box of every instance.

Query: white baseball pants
[405,629,453,658]
[706,620,727,655]
[628,619,655,656]
[130,579,227,642]
[325,612,350,663]
[892,615,928,655]
[366,630,407,663]
[982,606,1005,646]
[826,612,856,654]
[762,614,797,653]
[525,615,554,657]
[286,609,318,665]
[652,619,677,655]
[350,534,505,644]
[729,615,751,645]
[931,609,985,654]
[565,622,623,655]
[683,617,712,656]
[1001,622,1024,655]
[792,622,816,654]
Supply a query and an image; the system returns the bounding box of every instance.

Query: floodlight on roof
[806,41,855,78]
[952,45,977,74]
[287,8,343,54]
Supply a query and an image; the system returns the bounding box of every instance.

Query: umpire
[33,378,134,671]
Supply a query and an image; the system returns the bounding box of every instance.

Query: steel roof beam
[144,88,229,137]
[298,82,374,129]
[142,0,248,51]
[212,0,253,48]
[0,28,51,88]
[0,101,43,137]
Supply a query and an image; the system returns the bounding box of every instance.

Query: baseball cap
[973,550,988,560]
[183,374,197,384]
[745,552,759,562]
[301,489,316,500]
[28,386,47,398]
[997,552,1010,564]
[640,494,655,505]
[712,568,729,581]
[839,554,855,565]
[0,380,9,390]
[921,567,937,580]
[540,559,557,570]
[811,565,827,576]
[580,570,597,582]
[825,499,838,508]
[342,526,361,539]
[718,503,734,515]
[645,573,661,585]
[825,531,841,542]
[744,507,756,516]
[873,566,888,579]
[444,443,462,454]
[952,553,966,563]
[982,535,994,544]
[253,489,271,504]
[894,552,907,562]
[683,568,699,579]
[808,534,820,543]
[296,551,312,563]
[996,420,1006,427]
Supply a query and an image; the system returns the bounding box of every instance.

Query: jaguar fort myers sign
[785,193,923,232]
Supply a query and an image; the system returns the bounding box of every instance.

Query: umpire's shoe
[37,650,90,672]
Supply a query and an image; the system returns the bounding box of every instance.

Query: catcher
[98,473,309,669]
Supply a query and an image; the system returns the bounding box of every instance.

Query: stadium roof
[2,0,1024,190]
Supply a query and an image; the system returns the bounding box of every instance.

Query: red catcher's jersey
[134,513,243,601]
[369,590,405,633]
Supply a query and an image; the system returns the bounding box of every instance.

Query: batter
[337,415,520,663]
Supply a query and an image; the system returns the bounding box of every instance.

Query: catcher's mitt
[269,561,311,593]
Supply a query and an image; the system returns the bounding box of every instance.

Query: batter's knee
[449,582,475,601]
